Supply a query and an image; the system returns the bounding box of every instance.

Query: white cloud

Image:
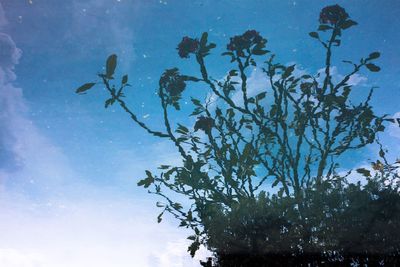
[0,191,210,267]
[347,73,368,86]
[0,4,209,266]
[316,66,367,87]
[0,18,77,192]
[231,67,269,106]
[230,63,308,107]
[0,249,45,267]
[388,112,400,140]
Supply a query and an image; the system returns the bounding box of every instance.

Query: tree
[75,4,400,266]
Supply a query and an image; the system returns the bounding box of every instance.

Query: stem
[102,77,169,138]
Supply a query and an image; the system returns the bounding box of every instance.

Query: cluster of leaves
[75,4,400,266]
[226,30,268,58]
[206,154,400,266]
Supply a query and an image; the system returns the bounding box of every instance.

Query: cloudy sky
[0,0,399,266]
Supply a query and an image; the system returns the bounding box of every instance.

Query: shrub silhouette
[76,4,400,266]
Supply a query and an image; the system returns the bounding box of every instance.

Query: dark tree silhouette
[76,4,400,266]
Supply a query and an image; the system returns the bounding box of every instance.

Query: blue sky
[0,0,399,266]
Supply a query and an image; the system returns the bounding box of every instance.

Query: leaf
[172,101,181,110]
[372,160,384,171]
[157,211,163,223]
[252,48,268,55]
[356,168,371,177]
[342,60,353,65]
[271,179,279,188]
[176,124,189,135]
[379,148,385,158]
[75,82,95,94]
[172,202,183,210]
[377,124,385,132]
[245,124,253,130]
[242,143,253,160]
[229,70,238,76]
[106,54,117,78]
[366,63,380,72]
[384,118,395,123]
[188,240,200,257]
[190,108,204,116]
[122,74,128,84]
[282,65,295,79]
[221,51,234,56]
[137,177,153,188]
[105,98,115,108]
[137,170,154,188]
[309,32,319,39]
[191,98,203,107]
[318,25,332,31]
[200,32,208,46]
[368,52,380,60]
[255,92,267,101]
[207,43,216,49]
[341,19,358,30]
[187,235,196,241]
[158,165,170,170]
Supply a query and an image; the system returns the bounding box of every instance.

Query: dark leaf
[159,165,170,170]
[207,43,216,49]
[137,170,154,188]
[191,98,203,107]
[309,32,319,39]
[75,82,95,94]
[282,65,295,79]
[271,179,279,188]
[106,54,117,78]
[157,211,163,223]
[222,51,234,56]
[356,168,371,177]
[242,143,253,160]
[200,32,208,46]
[105,98,115,108]
[252,48,268,55]
[341,19,358,30]
[172,202,183,210]
[176,124,189,135]
[187,235,196,241]
[188,240,200,257]
[379,148,385,158]
[384,118,395,123]
[318,25,332,31]
[366,63,380,72]
[255,91,267,101]
[229,70,238,76]
[368,52,380,60]
[122,74,128,84]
